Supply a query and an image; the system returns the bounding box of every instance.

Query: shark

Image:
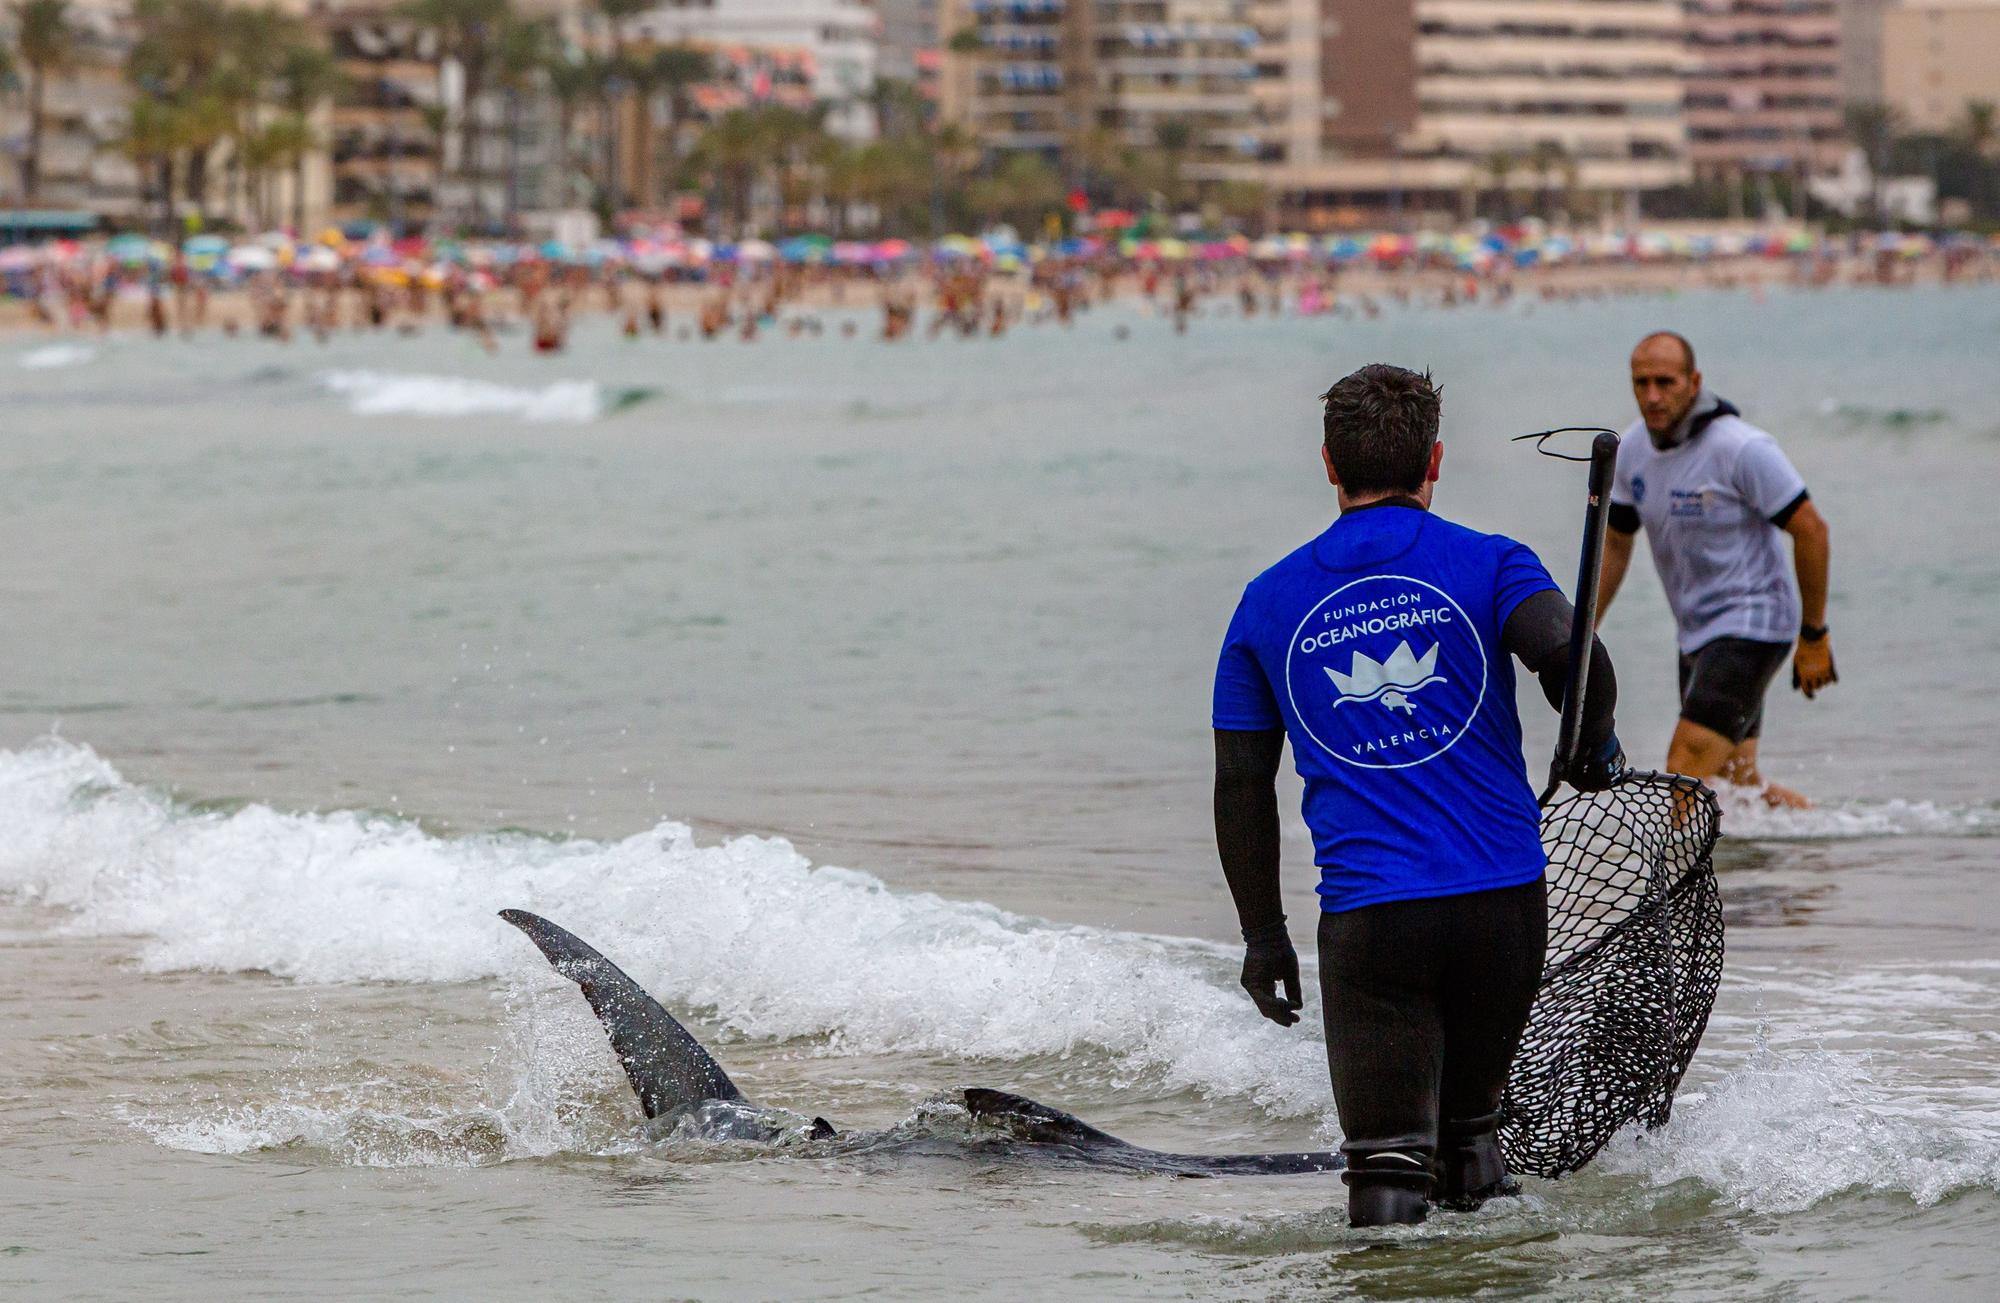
[500,908,1344,1178]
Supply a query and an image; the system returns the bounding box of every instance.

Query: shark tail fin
[500,909,744,1118]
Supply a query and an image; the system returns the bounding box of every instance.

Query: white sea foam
[17,342,98,369]
[320,370,602,423]
[1599,1044,2000,1211]
[1711,781,1997,840]
[6,739,1997,1206]
[0,739,1326,1118]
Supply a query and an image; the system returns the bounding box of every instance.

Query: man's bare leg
[1667,723,1811,808]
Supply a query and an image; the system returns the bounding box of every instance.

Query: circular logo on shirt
[1283,575,1488,770]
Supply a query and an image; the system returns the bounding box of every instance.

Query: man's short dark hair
[1320,364,1441,496]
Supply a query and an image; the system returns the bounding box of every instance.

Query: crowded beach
[6,224,1997,350]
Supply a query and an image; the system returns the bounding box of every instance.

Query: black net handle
[1540,430,1621,805]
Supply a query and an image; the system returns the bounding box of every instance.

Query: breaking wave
[16,342,98,369]
[5,739,1996,1210]
[0,739,1325,1119]
[320,370,604,423]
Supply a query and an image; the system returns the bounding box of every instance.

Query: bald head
[1633,331,1695,374]
[1630,332,1702,436]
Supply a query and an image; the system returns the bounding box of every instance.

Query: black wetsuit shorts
[1317,879,1546,1172]
[1678,636,1790,744]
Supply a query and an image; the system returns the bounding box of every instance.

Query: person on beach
[1212,364,1623,1226]
[1599,332,1835,808]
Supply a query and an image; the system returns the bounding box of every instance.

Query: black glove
[1239,919,1303,1027]
[1562,733,1626,793]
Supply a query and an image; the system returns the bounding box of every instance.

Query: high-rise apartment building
[629,0,881,139]
[0,2,145,220]
[1838,0,1896,106]
[878,0,942,87]
[1232,1,1691,221]
[1878,0,2000,132]
[1683,0,1844,179]
[938,0,1260,172]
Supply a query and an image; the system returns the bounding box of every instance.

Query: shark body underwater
[500,908,1345,1177]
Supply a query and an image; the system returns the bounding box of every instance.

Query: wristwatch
[1800,622,1829,642]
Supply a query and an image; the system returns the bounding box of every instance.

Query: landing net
[1500,770,1724,1178]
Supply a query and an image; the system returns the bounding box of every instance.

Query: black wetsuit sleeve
[1214,727,1287,936]
[1608,503,1641,535]
[1503,589,1617,754]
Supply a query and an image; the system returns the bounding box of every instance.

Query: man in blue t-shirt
[1213,364,1623,1227]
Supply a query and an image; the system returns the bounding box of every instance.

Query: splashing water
[16,343,98,370]
[319,370,603,423]
[4,738,1997,1213]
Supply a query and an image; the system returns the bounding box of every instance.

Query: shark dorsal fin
[500,909,744,1118]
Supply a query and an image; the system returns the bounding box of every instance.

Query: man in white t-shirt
[1597,332,1835,807]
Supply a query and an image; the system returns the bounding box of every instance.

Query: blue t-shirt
[1212,504,1558,913]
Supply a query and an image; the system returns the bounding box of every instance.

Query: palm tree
[542,52,597,208]
[119,94,186,230]
[645,42,710,204]
[127,0,239,224]
[1527,140,1565,221]
[1843,101,1905,221]
[491,16,553,229]
[418,100,449,211]
[1209,179,1269,234]
[1484,150,1516,220]
[1151,117,1197,212]
[1070,125,1133,208]
[591,0,652,213]
[276,42,342,232]
[929,122,978,234]
[967,152,1063,232]
[11,0,79,204]
[241,113,313,228]
[403,0,512,225]
[1961,100,1998,159]
[684,105,826,235]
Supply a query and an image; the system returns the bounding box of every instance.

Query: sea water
[2,285,1996,1298]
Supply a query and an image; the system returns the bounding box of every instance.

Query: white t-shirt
[1610,411,1807,653]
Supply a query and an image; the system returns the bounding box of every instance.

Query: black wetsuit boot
[1437,1112,1520,1210]
[1318,880,1546,1228]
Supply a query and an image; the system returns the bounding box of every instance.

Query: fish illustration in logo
[1325,641,1445,715]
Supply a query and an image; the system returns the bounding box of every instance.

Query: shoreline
[5,254,1993,344]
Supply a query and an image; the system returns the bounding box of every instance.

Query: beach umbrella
[873,238,912,261]
[779,234,830,263]
[0,247,37,271]
[831,240,874,266]
[297,246,341,273]
[105,233,155,266]
[227,244,279,271]
[734,238,778,262]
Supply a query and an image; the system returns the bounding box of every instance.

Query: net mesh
[1499,770,1725,1179]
